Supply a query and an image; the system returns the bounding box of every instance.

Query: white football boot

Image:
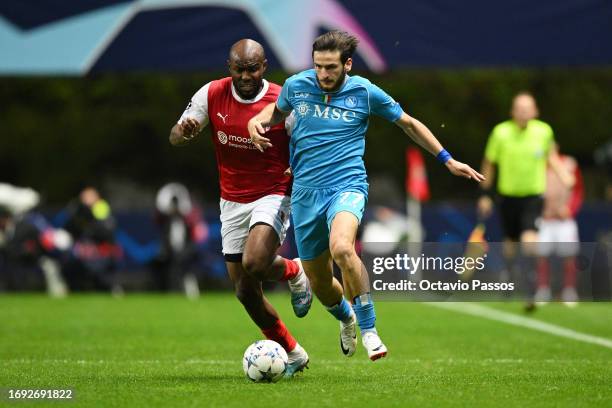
[285,343,309,377]
[339,312,357,357]
[362,331,388,361]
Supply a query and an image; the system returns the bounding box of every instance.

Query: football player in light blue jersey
[248,31,484,361]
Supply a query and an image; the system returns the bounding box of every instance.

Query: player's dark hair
[312,31,359,64]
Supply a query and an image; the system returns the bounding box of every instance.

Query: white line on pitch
[429,302,612,350]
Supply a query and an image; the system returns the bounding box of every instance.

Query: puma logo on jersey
[217,112,229,123]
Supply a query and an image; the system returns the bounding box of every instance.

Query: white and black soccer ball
[242,340,288,383]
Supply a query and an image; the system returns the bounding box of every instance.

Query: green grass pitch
[1,293,611,407]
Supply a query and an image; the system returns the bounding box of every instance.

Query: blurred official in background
[478,92,575,310]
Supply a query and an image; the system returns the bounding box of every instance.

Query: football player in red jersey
[169,39,311,377]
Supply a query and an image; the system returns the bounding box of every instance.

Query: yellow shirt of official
[484,119,554,197]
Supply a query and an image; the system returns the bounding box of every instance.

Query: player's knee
[242,252,270,281]
[330,240,355,267]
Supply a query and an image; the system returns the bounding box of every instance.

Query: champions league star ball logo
[0,1,387,75]
[217,131,228,144]
[296,101,310,117]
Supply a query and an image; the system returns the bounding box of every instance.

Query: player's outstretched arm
[248,102,289,152]
[394,112,485,182]
[169,118,201,146]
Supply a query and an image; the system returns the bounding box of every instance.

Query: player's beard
[319,70,346,93]
[235,80,261,100]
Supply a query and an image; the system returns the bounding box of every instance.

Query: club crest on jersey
[344,95,357,108]
[217,131,228,144]
[296,101,310,117]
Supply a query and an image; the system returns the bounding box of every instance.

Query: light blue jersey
[276,69,404,260]
[277,69,403,189]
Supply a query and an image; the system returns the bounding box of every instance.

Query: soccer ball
[242,340,288,383]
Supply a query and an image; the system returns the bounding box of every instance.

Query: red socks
[537,258,550,288]
[258,259,300,351]
[537,257,578,290]
[563,257,577,289]
[280,258,300,281]
[261,319,297,352]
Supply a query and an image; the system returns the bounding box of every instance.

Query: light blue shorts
[291,183,368,260]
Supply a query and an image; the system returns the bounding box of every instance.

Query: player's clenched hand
[180,118,201,140]
[247,118,273,152]
[445,159,486,182]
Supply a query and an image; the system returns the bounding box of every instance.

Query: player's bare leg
[329,213,370,299]
[330,211,387,361]
[227,262,279,328]
[302,251,357,357]
[226,262,308,376]
[561,256,579,306]
[302,251,343,306]
[535,257,552,304]
[520,229,539,312]
[242,224,288,281]
[243,224,312,317]
[500,238,518,286]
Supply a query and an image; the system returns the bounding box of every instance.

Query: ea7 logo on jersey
[313,104,356,122]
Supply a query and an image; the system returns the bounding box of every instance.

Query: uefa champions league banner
[0,0,611,74]
[360,242,610,302]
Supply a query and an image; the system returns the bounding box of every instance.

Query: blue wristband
[436,149,452,164]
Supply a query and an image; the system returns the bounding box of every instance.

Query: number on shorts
[339,192,364,208]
